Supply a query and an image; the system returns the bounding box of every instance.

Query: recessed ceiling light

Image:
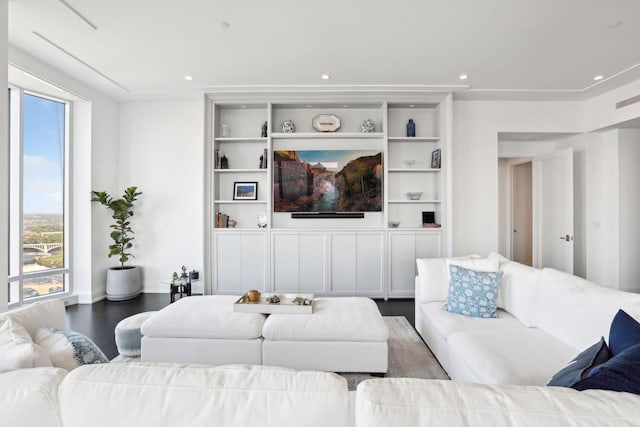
[306,104,313,108]
[343,104,349,108]
[240,105,247,109]
[593,75,604,81]
[408,104,415,108]
[321,74,331,80]
[184,75,193,81]
[220,21,230,29]
[459,74,468,80]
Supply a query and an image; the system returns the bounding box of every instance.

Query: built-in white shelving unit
[205,91,452,298]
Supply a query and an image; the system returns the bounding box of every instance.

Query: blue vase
[406,119,416,137]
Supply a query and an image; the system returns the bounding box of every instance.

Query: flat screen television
[273,150,382,213]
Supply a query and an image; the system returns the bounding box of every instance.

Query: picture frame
[233,182,258,200]
[430,149,441,169]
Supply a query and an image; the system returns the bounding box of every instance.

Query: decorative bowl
[403,159,416,168]
[388,221,400,228]
[405,192,423,200]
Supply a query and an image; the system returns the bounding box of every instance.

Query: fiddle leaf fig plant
[91,186,142,269]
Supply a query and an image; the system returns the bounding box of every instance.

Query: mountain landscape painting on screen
[273,150,382,212]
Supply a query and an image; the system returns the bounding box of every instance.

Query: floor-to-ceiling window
[8,87,70,305]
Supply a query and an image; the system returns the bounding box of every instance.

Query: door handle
[559,235,574,242]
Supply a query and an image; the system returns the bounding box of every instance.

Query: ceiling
[8,0,640,102]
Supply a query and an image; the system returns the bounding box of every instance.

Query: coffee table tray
[233,292,314,314]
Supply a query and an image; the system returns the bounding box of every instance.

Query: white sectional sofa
[415,253,640,385]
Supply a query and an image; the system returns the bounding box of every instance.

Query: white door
[535,148,574,273]
[512,162,532,266]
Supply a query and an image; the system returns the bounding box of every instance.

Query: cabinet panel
[416,232,442,259]
[299,233,326,293]
[272,233,299,292]
[330,233,357,292]
[389,233,416,294]
[214,232,267,293]
[356,233,384,293]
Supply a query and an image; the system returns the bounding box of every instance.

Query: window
[8,88,70,304]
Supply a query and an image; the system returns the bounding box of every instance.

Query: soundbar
[291,212,365,219]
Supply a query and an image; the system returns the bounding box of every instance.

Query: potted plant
[91,186,143,301]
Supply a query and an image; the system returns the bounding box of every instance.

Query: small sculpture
[292,296,312,306]
[261,121,268,137]
[267,295,281,304]
[220,155,229,169]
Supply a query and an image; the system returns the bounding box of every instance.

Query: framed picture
[431,149,441,169]
[233,182,258,200]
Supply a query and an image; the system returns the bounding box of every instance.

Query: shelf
[271,132,384,139]
[214,168,268,173]
[388,137,440,142]
[215,137,267,142]
[388,168,442,173]
[388,200,441,204]
[214,200,268,204]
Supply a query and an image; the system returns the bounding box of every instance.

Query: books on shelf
[216,212,230,228]
[259,148,268,169]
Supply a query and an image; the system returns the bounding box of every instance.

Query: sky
[22,93,65,215]
[293,150,380,172]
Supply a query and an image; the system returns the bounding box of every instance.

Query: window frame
[7,85,72,307]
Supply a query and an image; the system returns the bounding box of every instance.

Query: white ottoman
[140,296,266,365]
[262,297,389,373]
[115,311,157,356]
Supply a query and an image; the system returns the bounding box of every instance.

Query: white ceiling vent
[616,94,640,109]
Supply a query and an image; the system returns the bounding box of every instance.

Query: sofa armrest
[356,378,640,426]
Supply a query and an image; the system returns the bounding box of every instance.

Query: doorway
[511,162,532,265]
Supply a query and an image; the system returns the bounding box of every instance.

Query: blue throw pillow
[572,342,640,394]
[443,265,503,318]
[609,309,640,356]
[547,337,611,387]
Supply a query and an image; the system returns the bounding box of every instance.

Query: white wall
[586,78,640,131]
[118,101,205,293]
[618,129,640,292]
[452,100,584,256]
[9,46,120,303]
[0,0,9,311]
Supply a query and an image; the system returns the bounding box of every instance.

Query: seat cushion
[419,302,526,340]
[141,296,265,339]
[447,328,577,385]
[262,297,388,342]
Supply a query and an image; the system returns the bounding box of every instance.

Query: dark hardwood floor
[65,293,415,360]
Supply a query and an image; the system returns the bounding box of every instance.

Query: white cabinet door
[272,232,325,293]
[299,233,326,293]
[214,232,268,293]
[388,231,442,296]
[329,233,357,293]
[272,233,299,292]
[356,232,384,294]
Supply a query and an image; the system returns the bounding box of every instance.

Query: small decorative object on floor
[361,118,375,133]
[257,211,268,228]
[170,266,192,303]
[266,295,281,304]
[406,118,416,137]
[261,121,268,137]
[280,119,295,133]
[247,290,260,302]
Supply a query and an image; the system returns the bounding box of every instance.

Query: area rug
[112,316,449,390]
[341,316,449,390]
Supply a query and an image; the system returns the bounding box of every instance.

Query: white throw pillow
[0,319,52,369]
[415,255,482,303]
[445,258,499,277]
[35,327,109,371]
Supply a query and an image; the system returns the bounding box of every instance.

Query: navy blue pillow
[572,342,640,394]
[547,337,611,387]
[609,310,640,356]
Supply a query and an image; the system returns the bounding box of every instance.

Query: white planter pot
[106,266,141,301]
